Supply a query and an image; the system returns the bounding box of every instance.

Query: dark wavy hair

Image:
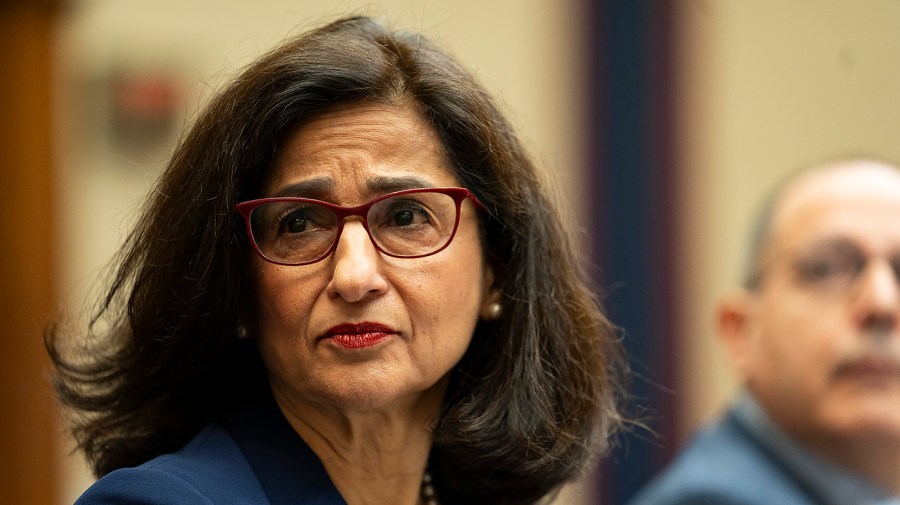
[47,16,626,504]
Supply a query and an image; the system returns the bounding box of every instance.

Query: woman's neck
[271,383,444,505]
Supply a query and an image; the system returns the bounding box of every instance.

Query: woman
[48,16,626,505]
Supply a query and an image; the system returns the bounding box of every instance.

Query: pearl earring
[487,302,503,320]
[236,325,250,340]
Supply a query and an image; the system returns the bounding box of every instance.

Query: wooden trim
[0,3,59,504]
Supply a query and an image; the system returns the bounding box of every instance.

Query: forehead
[769,163,900,254]
[263,101,456,198]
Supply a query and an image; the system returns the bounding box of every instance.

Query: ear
[716,288,757,380]
[478,262,503,320]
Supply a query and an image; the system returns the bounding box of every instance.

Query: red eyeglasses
[236,187,485,266]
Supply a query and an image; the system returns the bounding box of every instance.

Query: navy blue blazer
[75,397,347,505]
[626,410,827,505]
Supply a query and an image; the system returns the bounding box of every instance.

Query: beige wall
[52,1,590,503]
[675,0,900,439]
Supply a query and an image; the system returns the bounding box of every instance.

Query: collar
[734,392,899,505]
[224,388,348,505]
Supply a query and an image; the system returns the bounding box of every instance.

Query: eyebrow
[268,174,439,200]
[805,237,856,250]
[366,175,438,194]
[797,237,863,257]
[802,237,900,263]
[269,177,334,199]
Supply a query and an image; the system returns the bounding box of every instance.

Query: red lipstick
[322,322,396,349]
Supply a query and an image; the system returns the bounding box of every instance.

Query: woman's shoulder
[75,422,270,505]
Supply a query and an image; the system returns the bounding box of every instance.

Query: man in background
[628,158,900,504]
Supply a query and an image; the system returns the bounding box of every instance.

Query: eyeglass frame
[749,238,900,296]
[235,187,486,266]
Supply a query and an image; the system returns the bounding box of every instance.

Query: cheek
[408,260,484,326]
[252,263,321,336]
[754,296,838,385]
[405,245,487,351]
[251,267,327,384]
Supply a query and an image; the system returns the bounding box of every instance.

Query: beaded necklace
[420,470,439,505]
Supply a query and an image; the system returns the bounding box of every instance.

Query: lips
[835,355,900,380]
[321,322,397,349]
[849,357,900,374]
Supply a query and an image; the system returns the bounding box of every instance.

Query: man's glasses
[791,239,900,295]
[236,187,485,266]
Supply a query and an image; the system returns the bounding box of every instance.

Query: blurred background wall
[601,1,900,502]
[2,1,900,504]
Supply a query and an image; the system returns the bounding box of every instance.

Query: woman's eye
[277,208,321,234]
[284,216,307,233]
[381,202,430,227]
[393,209,416,226]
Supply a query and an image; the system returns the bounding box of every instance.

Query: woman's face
[252,102,496,414]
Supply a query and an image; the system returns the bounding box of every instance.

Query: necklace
[420,470,439,505]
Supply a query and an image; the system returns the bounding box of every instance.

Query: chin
[853,414,900,439]
[826,402,900,442]
[313,376,447,414]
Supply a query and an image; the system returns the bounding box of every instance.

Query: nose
[325,220,388,303]
[850,259,900,334]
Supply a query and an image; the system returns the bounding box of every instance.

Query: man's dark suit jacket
[625,410,827,505]
[74,396,347,505]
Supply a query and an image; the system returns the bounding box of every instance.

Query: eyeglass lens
[793,240,900,294]
[248,191,461,265]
